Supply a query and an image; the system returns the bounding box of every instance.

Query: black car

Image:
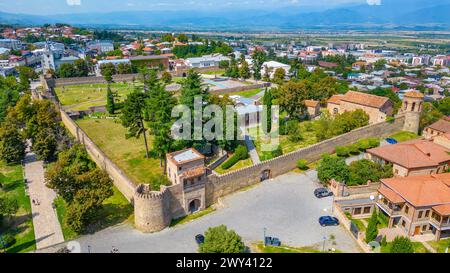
[319,216,340,227]
[195,234,205,245]
[314,188,333,198]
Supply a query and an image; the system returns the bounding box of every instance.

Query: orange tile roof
[433,204,450,216]
[341,91,390,109]
[179,166,206,178]
[327,94,343,105]
[378,184,405,204]
[426,118,450,133]
[380,173,450,207]
[404,90,424,98]
[368,139,450,169]
[304,100,319,107]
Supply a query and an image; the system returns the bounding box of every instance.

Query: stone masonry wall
[205,116,405,206]
[60,110,136,201]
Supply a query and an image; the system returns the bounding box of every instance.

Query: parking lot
[73,171,361,253]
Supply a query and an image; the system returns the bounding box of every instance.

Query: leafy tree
[33,128,57,161]
[199,225,246,253]
[176,33,188,43]
[161,71,172,84]
[121,90,150,158]
[317,155,349,185]
[239,60,251,80]
[390,236,414,253]
[348,159,393,186]
[433,97,450,116]
[0,195,19,219]
[262,88,273,132]
[420,102,443,132]
[272,68,286,84]
[0,124,25,163]
[106,85,115,115]
[278,80,308,120]
[100,63,116,83]
[73,59,89,77]
[116,63,132,74]
[161,33,175,43]
[17,66,37,91]
[225,56,239,79]
[251,50,266,81]
[365,210,379,243]
[0,76,21,121]
[374,59,387,70]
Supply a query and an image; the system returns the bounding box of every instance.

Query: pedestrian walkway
[241,128,261,164]
[24,152,64,249]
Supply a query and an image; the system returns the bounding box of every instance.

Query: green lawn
[76,118,163,185]
[201,69,226,75]
[55,82,140,111]
[232,88,263,98]
[55,186,133,241]
[427,238,450,253]
[380,241,429,253]
[214,158,253,175]
[249,120,318,161]
[170,206,216,227]
[0,161,36,253]
[388,131,419,142]
[255,243,339,253]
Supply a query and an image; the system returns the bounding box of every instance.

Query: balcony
[377,201,402,216]
[430,217,450,230]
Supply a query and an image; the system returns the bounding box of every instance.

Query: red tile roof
[433,204,450,216]
[340,91,390,109]
[327,94,343,105]
[426,118,450,134]
[367,139,450,169]
[380,173,450,207]
[304,100,319,107]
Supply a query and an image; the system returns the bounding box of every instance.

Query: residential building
[186,54,229,68]
[423,117,450,140]
[0,39,21,50]
[365,138,450,177]
[129,55,169,70]
[377,173,450,240]
[326,91,394,124]
[304,99,320,118]
[261,61,291,79]
[86,40,115,53]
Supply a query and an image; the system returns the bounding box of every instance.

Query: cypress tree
[365,210,379,243]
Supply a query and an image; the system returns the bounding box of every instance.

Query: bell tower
[401,90,424,134]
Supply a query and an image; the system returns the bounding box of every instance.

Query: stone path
[24,151,64,249]
[243,132,261,164]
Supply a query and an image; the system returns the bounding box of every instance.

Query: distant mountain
[0,0,449,31]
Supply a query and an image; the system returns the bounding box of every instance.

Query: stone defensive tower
[134,184,171,233]
[401,90,424,134]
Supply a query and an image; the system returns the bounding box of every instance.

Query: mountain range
[0,0,449,31]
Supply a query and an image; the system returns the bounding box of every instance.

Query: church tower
[401,90,424,134]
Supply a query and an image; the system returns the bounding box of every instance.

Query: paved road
[72,171,360,253]
[25,152,64,249]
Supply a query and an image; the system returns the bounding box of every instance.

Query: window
[422,225,428,231]
[363,207,371,214]
[333,108,338,114]
[425,210,430,218]
[418,211,423,219]
[354,208,362,215]
[401,220,406,227]
[405,205,409,214]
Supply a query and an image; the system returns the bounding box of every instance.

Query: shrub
[381,235,387,247]
[222,145,248,170]
[390,236,414,253]
[260,145,283,161]
[368,138,380,149]
[317,155,349,185]
[335,146,350,157]
[356,139,371,151]
[365,211,379,243]
[348,144,360,155]
[296,159,308,170]
[199,225,246,253]
[288,124,304,142]
[0,233,16,250]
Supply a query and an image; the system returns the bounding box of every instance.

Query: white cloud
[66,0,81,6]
[366,0,381,5]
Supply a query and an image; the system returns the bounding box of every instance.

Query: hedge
[221,145,249,170]
[296,159,308,170]
[336,138,380,157]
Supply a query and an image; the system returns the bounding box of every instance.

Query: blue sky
[0,0,380,15]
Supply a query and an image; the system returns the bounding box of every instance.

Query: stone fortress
[38,76,423,233]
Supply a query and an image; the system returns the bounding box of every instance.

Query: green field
[388,131,419,142]
[427,238,450,253]
[55,186,133,241]
[0,161,36,253]
[214,158,253,175]
[232,88,263,98]
[76,118,163,185]
[55,82,140,111]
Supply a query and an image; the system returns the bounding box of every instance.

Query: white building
[260,61,291,79]
[186,54,230,68]
[0,39,21,50]
[86,40,115,53]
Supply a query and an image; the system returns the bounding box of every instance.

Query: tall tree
[121,90,150,158]
[365,210,379,243]
[251,50,266,81]
[239,60,251,80]
[278,80,308,120]
[262,88,273,133]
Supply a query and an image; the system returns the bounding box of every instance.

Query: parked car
[319,216,339,227]
[385,138,398,145]
[314,188,333,198]
[195,234,205,245]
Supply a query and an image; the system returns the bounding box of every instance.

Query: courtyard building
[423,117,450,140]
[377,173,450,241]
[327,91,394,124]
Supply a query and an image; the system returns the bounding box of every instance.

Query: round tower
[401,90,424,134]
[134,184,171,233]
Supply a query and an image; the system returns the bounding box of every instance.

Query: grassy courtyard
[427,238,450,253]
[55,82,140,111]
[55,186,133,241]
[76,118,163,185]
[232,88,263,98]
[0,161,36,253]
[214,158,253,175]
[388,131,419,142]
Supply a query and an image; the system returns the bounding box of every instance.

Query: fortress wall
[205,116,405,205]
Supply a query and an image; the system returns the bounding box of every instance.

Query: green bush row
[335,138,380,157]
[221,145,249,170]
